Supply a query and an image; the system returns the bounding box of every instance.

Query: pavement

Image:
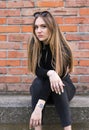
[0,95,89,124]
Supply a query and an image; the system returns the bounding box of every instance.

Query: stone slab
[0,95,89,124]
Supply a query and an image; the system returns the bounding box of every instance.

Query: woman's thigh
[30,77,43,110]
[30,77,51,111]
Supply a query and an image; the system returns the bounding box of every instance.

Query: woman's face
[34,17,50,43]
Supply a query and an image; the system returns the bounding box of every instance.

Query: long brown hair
[28,11,73,77]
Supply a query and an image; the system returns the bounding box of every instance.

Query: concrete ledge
[0,95,89,124]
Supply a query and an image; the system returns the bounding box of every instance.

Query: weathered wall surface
[0,0,89,94]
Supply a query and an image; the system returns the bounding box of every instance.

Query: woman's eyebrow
[35,23,46,26]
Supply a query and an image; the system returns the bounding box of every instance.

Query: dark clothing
[30,74,76,127]
[30,42,76,127]
[36,43,53,79]
[35,42,71,79]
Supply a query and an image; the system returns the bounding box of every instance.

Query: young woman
[28,11,76,130]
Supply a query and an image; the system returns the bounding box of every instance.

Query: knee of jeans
[64,83,76,101]
[30,78,43,95]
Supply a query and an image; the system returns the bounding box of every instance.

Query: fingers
[60,83,65,93]
[29,108,42,129]
[30,118,41,129]
[51,82,54,92]
[50,81,64,94]
[53,82,60,93]
[49,72,65,94]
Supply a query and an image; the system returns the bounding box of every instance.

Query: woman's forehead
[35,17,46,25]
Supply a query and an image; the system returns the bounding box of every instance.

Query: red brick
[51,8,78,16]
[8,34,25,42]
[0,26,20,33]
[0,68,7,74]
[79,8,89,16]
[7,1,34,8]
[0,77,5,83]
[79,60,89,66]
[73,67,89,75]
[22,17,34,24]
[60,25,77,32]
[76,83,89,94]
[0,18,6,24]
[0,51,6,58]
[7,17,34,25]
[74,59,89,67]
[0,1,6,8]
[7,18,23,25]
[0,0,89,93]
[70,75,78,83]
[0,9,20,17]
[73,59,79,66]
[37,1,64,7]
[79,25,89,32]
[22,26,33,32]
[55,17,63,24]
[22,43,28,50]
[7,84,30,92]
[6,60,20,66]
[78,42,89,49]
[66,34,89,41]
[0,84,6,91]
[21,75,34,83]
[0,60,6,66]
[0,60,20,67]
[68,42,79,51]
[5,76,20,83]
[21,60,28,66]
[73,51,89,58]
[8,51,27,58]
[21,9,34,16]
[8,68,28,75]
[8,34,29,42]
[64,17,89,24]
[66,0,89,7]
[0,35,6,41]
[0,42,20,50]
[80,76,89,83]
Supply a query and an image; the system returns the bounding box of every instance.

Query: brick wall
[0,0,89,94]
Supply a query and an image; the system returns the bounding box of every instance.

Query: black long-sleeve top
[33,42,73,102]
[35,43,53,79]
[35,41,71,80]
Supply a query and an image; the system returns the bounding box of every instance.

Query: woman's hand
[29,99,45,129]
[29,108,42,129]
[47,70,64,94]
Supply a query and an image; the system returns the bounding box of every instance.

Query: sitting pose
[28,11,76,130]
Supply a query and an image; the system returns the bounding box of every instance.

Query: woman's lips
[37,35,43,38]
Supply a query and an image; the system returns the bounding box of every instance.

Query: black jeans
[30,74,76,127]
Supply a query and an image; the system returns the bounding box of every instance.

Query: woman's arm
[29,99,46,129]
[36,64,65,95]
[35,64,49,78]
[47,70,65,94]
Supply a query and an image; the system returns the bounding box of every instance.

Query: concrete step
[0,95,89,124]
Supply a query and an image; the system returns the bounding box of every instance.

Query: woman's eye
[34,25,47,30]
[41,25,46,28]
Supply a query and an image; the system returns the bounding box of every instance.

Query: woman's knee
[30,77,43,95]
[63,75,76,101]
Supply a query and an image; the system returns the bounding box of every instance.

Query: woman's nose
[37,27,42,32]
